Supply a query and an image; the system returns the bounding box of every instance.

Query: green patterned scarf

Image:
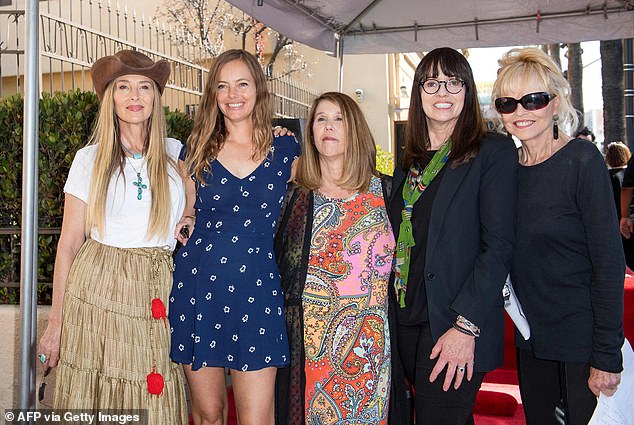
[394,141,451,308]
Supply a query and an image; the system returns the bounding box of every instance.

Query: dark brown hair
[403,47,486,170]
[606,141,631,168]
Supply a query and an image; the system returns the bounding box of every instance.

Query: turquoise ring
[39,353,47,364]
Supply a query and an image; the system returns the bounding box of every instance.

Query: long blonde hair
[85,80,175,239]
[295,92,377,192]
[492,47,579,134]
[185,49,273,184]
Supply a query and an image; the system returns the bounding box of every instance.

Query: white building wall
[341,55,391,151]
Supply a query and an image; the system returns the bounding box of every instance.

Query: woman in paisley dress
[275,92,395,425]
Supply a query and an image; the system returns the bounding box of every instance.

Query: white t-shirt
[64,138,186,250]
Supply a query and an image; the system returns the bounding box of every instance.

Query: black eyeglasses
[419,78,465,95]
[495,92,557,114]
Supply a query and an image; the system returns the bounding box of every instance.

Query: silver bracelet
[456,315,480,337]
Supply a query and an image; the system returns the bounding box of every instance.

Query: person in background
[617,145,634,270]
[37,50,188,423]
[169,49,300,425]
[275,92,395,425]
[606,141,634,270]
[606,141,631,214]
[492,47,624,425]
[575,126,596,143]
[388,47,518,425]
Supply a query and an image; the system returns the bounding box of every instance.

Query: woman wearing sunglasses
[492,47,624,425]
[388,47,518,424]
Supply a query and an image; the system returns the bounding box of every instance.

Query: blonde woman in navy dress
[169,49,300,425]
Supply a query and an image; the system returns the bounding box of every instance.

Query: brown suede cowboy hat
[91,50,170,100]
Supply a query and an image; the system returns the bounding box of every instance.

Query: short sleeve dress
[169,135,301,371]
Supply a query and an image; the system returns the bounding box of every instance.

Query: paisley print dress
[303,176,395,425]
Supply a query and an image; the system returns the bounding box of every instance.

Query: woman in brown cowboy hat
[37,49,188,423]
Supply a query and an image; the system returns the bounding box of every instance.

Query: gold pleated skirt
[54,239,188,424]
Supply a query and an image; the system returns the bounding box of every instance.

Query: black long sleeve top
[512,138,624,372]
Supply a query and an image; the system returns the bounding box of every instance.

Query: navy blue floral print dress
[169,135,300,371]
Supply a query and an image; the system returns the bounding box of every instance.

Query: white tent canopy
[226,0,634,54]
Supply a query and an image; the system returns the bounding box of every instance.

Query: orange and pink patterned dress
[303,176,395,425]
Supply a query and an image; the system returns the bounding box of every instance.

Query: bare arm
[174,159,197,245]
[37,194,87,368]
[289,158,298,182]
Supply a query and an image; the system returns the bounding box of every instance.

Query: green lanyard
[394,141,451,308]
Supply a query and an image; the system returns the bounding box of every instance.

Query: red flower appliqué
[147,367,164,396]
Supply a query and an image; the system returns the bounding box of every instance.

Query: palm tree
[566,43,584,132]
[542,43,561,69]
[601,39,625,147]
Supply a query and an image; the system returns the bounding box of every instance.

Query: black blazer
[388,132,518,372]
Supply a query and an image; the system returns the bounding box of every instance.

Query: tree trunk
[550,44,562,69]
[265,35,292,77]
[542,43,561,69]
[567,43,584,132]
[601,39,625,147]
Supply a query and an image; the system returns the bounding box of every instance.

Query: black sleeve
[450,135,518,326]
[578,148,625,372]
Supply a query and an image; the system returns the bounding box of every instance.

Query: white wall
[341,55,391,151]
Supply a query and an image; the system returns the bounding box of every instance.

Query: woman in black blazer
[388,47,518,425]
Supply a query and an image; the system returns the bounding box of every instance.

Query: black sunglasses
[494,92,556,114]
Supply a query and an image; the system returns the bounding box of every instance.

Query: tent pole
[337,35,344,92]
[19,0,40,410]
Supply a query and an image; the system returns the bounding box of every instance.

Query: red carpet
[473,311,522,423]
[474,390,518,417]
[475,383,525,425]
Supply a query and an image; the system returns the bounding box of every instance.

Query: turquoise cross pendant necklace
[133,171,148,200]
[122,143,148,200]
[127,158,148,200]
